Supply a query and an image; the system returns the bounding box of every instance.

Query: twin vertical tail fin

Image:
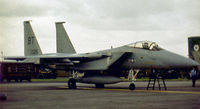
[24,21,42,56]
[188,36,200,63]
[56,22,76,54]
[24,21,75,56]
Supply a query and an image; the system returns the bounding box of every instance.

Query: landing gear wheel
[68,78,77,89]
[129,83,135,90]
[95,84,105,88]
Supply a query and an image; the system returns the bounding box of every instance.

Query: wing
[4,52,129,70]
[4,53,110,63]
[73,52,128,70]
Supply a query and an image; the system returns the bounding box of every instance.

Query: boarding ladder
[146,73,167,90]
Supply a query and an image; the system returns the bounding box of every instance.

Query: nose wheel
[68,78,77,89]
[129,83,135,90]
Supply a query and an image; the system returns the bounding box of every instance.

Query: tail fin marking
[24,21,42,56]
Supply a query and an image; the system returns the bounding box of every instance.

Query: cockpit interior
[127,41,162,51]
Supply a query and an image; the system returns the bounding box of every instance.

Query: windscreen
[127,41,162,51]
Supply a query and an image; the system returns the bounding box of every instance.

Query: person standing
[190,68,198,87]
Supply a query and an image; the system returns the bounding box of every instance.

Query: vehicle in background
[0,62,38,82]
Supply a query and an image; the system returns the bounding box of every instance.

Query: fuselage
[44,41,199,71]
[91,46,196,71]
[108,46,199,69]
[74,41,199,84]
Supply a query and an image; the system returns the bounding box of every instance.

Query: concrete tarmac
[0,81,200,109]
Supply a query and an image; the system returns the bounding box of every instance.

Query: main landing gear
[95,84,105,88]
[68,78,77,89]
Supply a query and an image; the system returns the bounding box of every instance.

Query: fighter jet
[5,21,199,90]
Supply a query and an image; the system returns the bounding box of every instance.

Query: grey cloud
[51,0,200,31]
[86,0,175,19]
[0,0,200,56]
[0,0,55,17]
[1,0,198,31]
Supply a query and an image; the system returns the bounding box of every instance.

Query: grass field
[32,77,69,82]
[31,77,191,82]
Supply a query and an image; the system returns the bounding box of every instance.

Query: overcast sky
[0,0,200,57]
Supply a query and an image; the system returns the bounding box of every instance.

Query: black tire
[129,83,135,90]
[68,78,77,89]
[95,84,105,88]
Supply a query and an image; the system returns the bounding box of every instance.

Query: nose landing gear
[128,69,139,90]
[129,83,135,90]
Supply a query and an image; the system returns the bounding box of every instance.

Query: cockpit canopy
[127,41,162,51]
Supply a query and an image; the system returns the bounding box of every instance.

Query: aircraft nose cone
[188,59,199,66]
[161,50,199,68]
[174,55,199,68]
[181,58,199,67]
